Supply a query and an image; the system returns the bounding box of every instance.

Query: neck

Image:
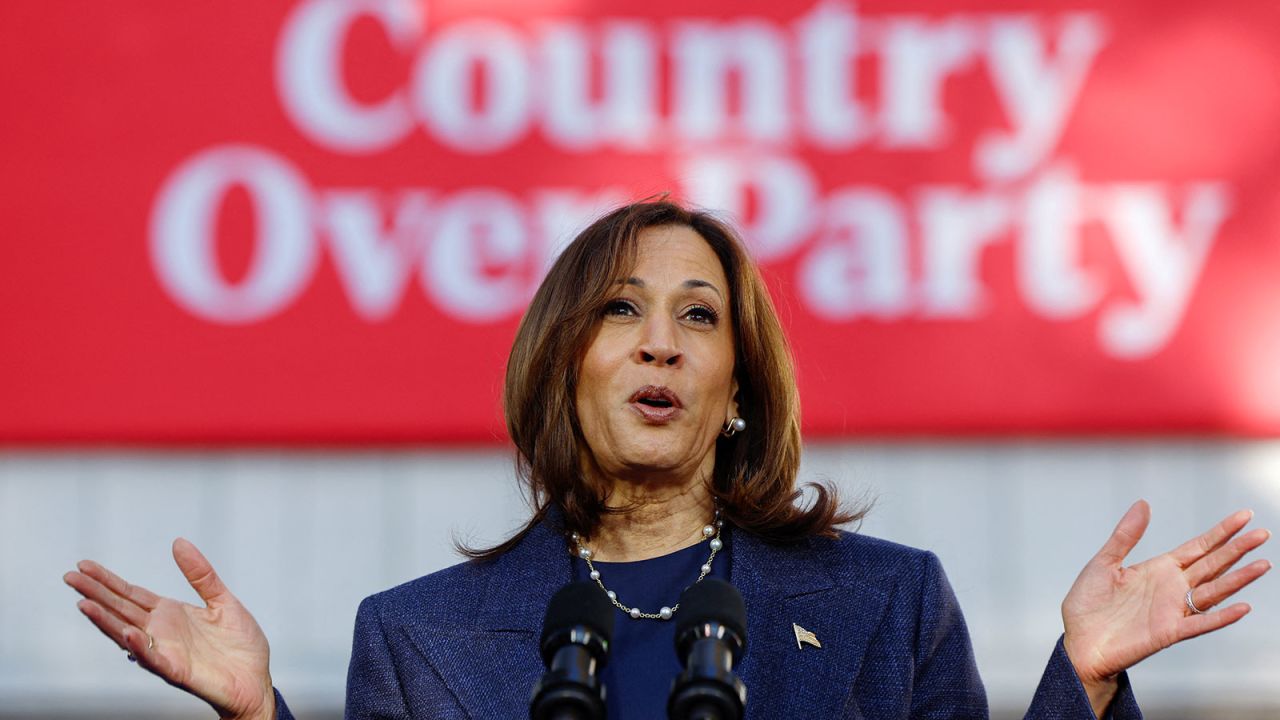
[586,478,715,562]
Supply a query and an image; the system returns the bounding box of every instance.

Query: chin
[614,441,706,478]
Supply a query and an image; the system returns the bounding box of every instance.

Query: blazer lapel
[733,532,891,720]
[398,517,893,719]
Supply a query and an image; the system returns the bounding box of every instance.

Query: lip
[628,385,684,425]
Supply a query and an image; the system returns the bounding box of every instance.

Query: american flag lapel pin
[792,623,821,650]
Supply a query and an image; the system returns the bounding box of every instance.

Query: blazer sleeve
[1023,636,1142,720]
[907,552,1142,720]
[904,551,990,718]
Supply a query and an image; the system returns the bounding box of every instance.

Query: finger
[1190,558,1272,612]
[64,570,151,629]
[1170,509,1253,568]
[1185,528,1272,586]
[122,625,181,682]
[1178,602,1252,642]
[172,537,234,606]
[76,599,132,652]
[1094,500,1151,565]
[74,559,160,611]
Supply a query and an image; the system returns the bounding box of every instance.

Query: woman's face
[575,224,739,487]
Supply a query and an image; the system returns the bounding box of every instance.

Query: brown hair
[462,199,862,560]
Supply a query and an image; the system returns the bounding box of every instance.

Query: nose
[634,316,683,368]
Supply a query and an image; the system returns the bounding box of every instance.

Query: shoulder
[809,529,943,586]
[353,515,571,634]
[741,529,946,606]
[804,531,964,642]
[355,557,499,626]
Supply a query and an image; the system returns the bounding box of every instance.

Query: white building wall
[2,441,1278,717]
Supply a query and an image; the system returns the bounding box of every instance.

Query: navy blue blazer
[275,515,1140,719]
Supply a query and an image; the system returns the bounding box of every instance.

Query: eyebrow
[623,277,724,300]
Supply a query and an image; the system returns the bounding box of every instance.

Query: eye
[683,304,720,325]
[603,299,638,317]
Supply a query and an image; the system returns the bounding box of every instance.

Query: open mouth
[629,385,683,412]
[637,397,673,408]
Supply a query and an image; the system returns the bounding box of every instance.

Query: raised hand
[1061,501,1271,714]
[63,539,275,720]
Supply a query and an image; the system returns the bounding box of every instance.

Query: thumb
[172,538,234,607]
[1094,500,1151,565]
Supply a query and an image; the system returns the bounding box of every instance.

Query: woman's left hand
[1061,501,1271,714]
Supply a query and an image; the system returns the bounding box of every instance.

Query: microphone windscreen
[541,581,616,652]
[674,578,747,642]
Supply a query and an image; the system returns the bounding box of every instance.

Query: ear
[726,375,741,422]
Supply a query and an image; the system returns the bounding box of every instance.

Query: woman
[65,200,1271,719]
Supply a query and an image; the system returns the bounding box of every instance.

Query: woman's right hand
[63,538,275,720]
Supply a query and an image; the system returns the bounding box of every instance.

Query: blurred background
[3,0,1279,718]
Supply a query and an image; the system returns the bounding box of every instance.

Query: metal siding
[3,443,1277,715]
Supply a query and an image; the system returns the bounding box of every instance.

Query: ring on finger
[147,633,154,651]
[1185,587,1208,614]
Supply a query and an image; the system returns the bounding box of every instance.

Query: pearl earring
[721,416,747,437]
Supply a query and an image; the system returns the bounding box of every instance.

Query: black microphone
[530,581,615,720]
[668,578,748,720]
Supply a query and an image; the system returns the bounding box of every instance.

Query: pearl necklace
[571,510,724,621]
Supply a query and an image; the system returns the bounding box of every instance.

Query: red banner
[4,0,1280,442]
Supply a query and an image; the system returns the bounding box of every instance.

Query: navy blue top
[572,532,730,720]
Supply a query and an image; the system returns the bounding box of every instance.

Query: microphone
[530,581,615,720]
[668,578,748,720]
